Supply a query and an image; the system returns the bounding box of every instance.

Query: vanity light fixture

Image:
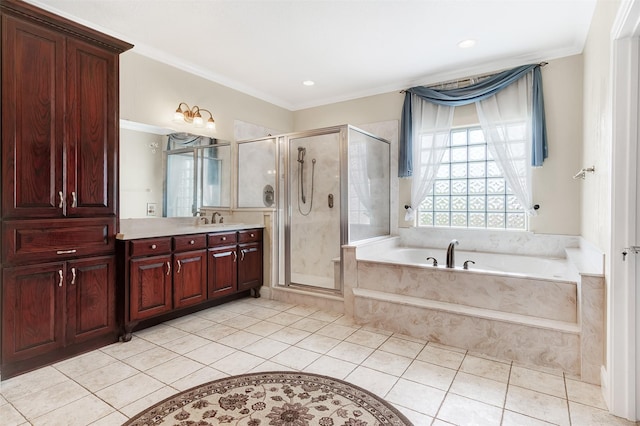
[173,102,216,130]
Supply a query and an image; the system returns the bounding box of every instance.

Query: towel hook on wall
[573,166,595,180]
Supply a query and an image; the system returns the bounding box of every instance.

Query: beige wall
[581,0,621,252]
[119,52,293,142]
[293,55,584,235]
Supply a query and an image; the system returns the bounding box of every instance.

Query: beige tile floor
[0,297,635,426]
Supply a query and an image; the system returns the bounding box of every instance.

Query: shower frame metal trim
[282,126,348,293]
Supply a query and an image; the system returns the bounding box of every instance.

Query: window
[417,126,526,230]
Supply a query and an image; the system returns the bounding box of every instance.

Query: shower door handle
[328,194,334,208]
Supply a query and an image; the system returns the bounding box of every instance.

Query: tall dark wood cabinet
[0,0,132,379]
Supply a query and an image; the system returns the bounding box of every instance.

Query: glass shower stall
[279,125,390,292]
[237,124,390,293]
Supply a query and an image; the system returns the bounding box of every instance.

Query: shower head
[297,147,306,164]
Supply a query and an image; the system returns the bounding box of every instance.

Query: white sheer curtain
[476,73,536,215]
[407,95,455,221]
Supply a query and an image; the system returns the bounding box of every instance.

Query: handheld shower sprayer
[297,147,306,164]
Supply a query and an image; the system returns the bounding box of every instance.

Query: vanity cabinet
[118,228,263,340]
[1,256,116,370]
[1,10,125,219]
[128,238,173,322]
[238,230,263,295]
[207,232,238,298]
[173,235,208,309]
[0,0,132,378]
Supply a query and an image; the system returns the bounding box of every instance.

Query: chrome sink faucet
[446,239,459,268]
[211,211,222,223]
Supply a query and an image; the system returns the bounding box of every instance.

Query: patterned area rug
[124,371,411,425]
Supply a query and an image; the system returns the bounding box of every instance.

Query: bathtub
[347,240,604,383]
[374,247,576,282]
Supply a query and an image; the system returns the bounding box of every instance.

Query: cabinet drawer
[208,232,237,247]
[239,229,262,243]
[173,234,206,252]
[3,218,115,264]
[129,237,172,257]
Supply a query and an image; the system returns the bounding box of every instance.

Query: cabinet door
[238,243,263,292]
[207,246,237,298]
[65,37,117,216]
[1,15,65,218]
[173,250,207,309]
[2,263,65,363]
[129,254,172,321]
[66,256,116,344]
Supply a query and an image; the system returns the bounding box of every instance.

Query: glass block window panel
[451,180,467,194]
[468,179,485,194]
[451,163,467,178]
[434,180,450,195]
[487,178,505,194]
[451,196,467,211]
[488,213,505,228]
[468,145,485,161]
[451,147,467,162]
[435,212,450,226]
[417,126,526,230]
[468,162,486,178]
[452,213,467,227]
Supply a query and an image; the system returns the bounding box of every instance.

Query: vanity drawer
[173,234,206,251]
[239,229,262,243]
[208,232,237,247]
[129,237,172,257]
[3,217,116,264]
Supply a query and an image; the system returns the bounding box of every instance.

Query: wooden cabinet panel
[173,250,207,309]
[208,232,237,246]
[129,237,172,257]
[238,243,263,292]
[3,217,115,264]
[239,229,262,244]
[66,256,116,344]
[65,38,117,216]
[207,246,237,298]
[173,234,206,251]
[1,15,65,219]
[129,255,172,321]
[2,263,65,362]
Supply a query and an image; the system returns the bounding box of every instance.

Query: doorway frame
[609,0,640,419]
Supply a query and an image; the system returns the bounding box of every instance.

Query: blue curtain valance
[399,63,547,177]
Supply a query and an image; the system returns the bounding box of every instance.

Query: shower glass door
[283,129,343,291]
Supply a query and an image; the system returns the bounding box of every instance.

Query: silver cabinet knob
[151,244,157,249]
[189,240,195,245]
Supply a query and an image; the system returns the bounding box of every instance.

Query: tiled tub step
[352,288,581,376]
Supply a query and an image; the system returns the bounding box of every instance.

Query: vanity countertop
[116,218,264,240]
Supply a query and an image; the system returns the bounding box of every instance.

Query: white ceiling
[26,0,597,111]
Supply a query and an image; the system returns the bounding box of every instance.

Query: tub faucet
[446,239,459,268]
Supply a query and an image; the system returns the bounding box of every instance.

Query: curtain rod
[400,62,548,93]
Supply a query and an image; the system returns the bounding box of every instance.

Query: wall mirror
[120,120,231,218]
[237,136,277,208]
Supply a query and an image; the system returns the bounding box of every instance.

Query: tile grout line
[499,360,514,426]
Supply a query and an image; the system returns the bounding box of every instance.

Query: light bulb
[173,110,184,122]
[193,115,204,127]
[206,118,216,130]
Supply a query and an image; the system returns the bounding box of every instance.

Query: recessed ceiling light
[302,80,315,86]
[458,39,476,49]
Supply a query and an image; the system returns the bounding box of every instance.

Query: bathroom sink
[197,222,243,227]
